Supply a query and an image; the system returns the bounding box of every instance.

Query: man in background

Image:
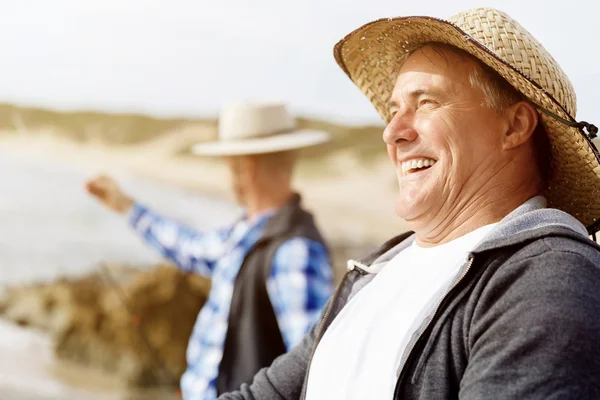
[86,101,333,399]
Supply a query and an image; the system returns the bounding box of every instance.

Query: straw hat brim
[334,16,600,232]
[191,130,330,156]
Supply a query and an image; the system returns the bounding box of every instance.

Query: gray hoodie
[219,197,600,399]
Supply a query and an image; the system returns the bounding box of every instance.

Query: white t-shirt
[305,223,498,400]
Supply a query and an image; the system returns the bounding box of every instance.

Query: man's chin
[393,197,428,223]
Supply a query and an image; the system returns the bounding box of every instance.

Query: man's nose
[382,111,418,146]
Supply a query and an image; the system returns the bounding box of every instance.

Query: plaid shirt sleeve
[128,202,231,277]
[266,237,333,350]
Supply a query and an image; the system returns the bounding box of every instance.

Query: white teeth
[400,158,436,175]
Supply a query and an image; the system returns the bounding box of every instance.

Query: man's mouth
[400,158,436,176]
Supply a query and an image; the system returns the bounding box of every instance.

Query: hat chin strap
[528,101,600,236]
[528,101,598,140]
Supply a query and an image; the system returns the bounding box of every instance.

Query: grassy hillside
[295,117,385,162]
[0,103,386,161]
[0,103,212,144]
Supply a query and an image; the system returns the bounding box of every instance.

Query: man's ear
[503,101,539,150]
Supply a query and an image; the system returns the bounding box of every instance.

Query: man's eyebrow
[386,88,441,109]
[408,88,441,98]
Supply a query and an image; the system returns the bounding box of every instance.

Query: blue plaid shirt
[129,203,333,400]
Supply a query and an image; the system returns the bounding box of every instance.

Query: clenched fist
[85,175,134,214]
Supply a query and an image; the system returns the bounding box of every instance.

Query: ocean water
[0,149,240,399]
[0,150,240,287]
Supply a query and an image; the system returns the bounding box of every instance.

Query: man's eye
[418,99,434,107]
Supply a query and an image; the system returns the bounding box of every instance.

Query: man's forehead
[392,46,476,95]
[398,45,475,77]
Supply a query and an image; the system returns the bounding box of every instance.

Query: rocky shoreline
[0,264,210,388]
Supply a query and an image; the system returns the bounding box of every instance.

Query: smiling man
[383,43,547,245]
[218,8,600,400]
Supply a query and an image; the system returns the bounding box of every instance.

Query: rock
[55,264,210,387]
[0,263,210,388]
[2,284,49,328]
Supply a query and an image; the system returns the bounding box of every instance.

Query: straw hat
[333,8,600,232]
[191,102,330,156]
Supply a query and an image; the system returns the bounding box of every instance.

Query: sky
[0,0,598,125]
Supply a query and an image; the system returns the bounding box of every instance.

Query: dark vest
[216,193,329,395]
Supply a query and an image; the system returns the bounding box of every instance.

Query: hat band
[222,126,296,141]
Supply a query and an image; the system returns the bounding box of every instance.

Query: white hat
[191,101,330,156]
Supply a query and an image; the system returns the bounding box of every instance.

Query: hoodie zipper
[393,254,476,398]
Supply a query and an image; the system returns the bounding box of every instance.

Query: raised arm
[85,175,231,276]
[128,202,231,276]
